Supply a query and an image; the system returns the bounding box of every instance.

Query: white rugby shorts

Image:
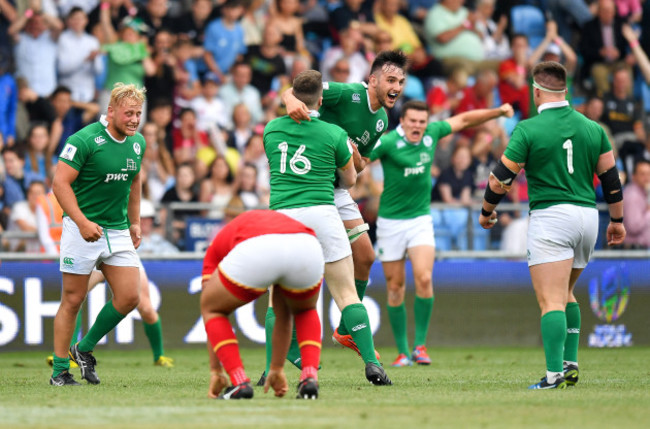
[218,233,324,295]
[334,188,362,221]
[527,204,598,268]
[376,215,435,262]
[59,217,140,274]
[277,205,352,263]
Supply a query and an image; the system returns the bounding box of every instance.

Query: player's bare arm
[479,155,522,229]
[281,87,311,123]
[445,103,514,134]
[52,162,103,242]
[337,157,358,189]
[128,171,142,248]
[350,140,367,172]
[596,150,626,246]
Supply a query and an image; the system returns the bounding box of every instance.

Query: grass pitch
[1,346,649,429]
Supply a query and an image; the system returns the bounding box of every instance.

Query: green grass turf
[1,346,649,429]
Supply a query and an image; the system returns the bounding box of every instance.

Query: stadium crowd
[1,0,650,252]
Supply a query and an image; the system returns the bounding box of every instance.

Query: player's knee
[387,283,405,304]
[116,291,140,312]
[414,271,432,290]
[353,245,375,271]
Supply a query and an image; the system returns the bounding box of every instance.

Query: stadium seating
[510,5,546,49]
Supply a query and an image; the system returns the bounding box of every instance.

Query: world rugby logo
[589,264,630,323]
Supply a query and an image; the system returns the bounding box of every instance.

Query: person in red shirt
[201,206,324,400]
[498,33,530,119]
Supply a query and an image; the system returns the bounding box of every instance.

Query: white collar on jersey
[308,110,320,118]
[537,100,569,114]
[99,114,127,143]
[396,124,420,144]
[361,81,381,114]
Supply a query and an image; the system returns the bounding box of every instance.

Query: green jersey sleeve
[431,121,452,140]
[504,125,529,164]
[598,125,612,155]
[322,81,343,106]
[369,137,386,162]
[335,131,353,168]
[58,133,92,171]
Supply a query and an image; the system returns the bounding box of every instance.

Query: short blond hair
[109,82,146,108]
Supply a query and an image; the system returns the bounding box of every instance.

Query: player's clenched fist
[79,220,103,242]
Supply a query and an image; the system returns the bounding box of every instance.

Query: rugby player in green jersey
[260,51,408,370]
[478,62,626,389]
[263,70,392,385]
[50,83,147,386]
[371,100,513,367]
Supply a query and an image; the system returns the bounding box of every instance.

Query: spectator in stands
[141,121,174,203]
[614,0,642,22]
[454,69,504,144]
[0,0,17,61]
[240,133,269,200]
[203,0,246,84]
[374,0,443,82]
[57,7,103,104]
[269,0,309,67]
[426,66,468,122]
[219,61,264,126]
[137,198,180,254]
[2,146,42,197]
[527,20,578,91]
[137,0,174,44]
[9,8,63,98]
[579,0,626,96]
[144,30,176,105]
[172,39,203,111]
[191,74,229,132]
[320,26,369,84]
[49,86,100,156]
[240,0,266,46]
[601,64,646,177]
[172,107,209,164]
[234,162,264,208]
[547,0,594,42]
[622,23,650,84]
[16,78,56,137]
[23,123,56,184]
[424,0,485,74]
[0,157,24,215]
[87,0,131,42]
[328,58,352,84]
[4,180,47,252]
[160,162,200,249]
[226,103,254,153]
[0,51,17,147]
[623,159,650,248]
[199,155,234,219]
[99,12,156,111]
[474,0,510,62]
[147,98,174,153]
[408,0,436,25]
[329,0,377,43]
[583,96,617,151]
[245,24,288,98]
[174,0,216,48]
[498,34,531,119]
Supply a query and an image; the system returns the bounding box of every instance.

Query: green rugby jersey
[319,82,388,157]
[504,102,611,211]
[370,121,451,219]
[264,114,352,210]
[58,120,146,229]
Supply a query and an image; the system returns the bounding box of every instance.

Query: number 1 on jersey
[278,142,312,175]
[562,139,574,174]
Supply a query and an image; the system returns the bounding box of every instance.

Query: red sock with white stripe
[295,309,321,381]
[205,316,250,385]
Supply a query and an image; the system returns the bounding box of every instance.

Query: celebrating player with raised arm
[263,70,392,385]
[50,83,146,386]
[371,100,513,367]
[478,61,626,389]
[261,51,408,371]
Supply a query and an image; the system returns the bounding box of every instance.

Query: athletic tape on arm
[347,223,370,243]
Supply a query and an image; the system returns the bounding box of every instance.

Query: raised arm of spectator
[99,1,118,44]
[445,104,514,134]
[622,24,650,84]
[0,0,16,22]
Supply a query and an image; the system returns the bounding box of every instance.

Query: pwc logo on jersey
[104,159,137,182]
[404,163,426,177]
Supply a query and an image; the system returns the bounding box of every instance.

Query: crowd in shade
[1,0,650,252]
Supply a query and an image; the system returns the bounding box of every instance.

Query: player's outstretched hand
[479,210,498,229]
[80,220,103,242]
[287,97,311,123]
[129,224,142,248]
[607,222,626,246]
[207,370,229,399]
[499,103,515,118]
[264,368,289,397]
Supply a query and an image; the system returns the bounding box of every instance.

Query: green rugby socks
[387,304,409,356]
[337,279,369,336]
[414,296,434,346]
[143,319,165,362]
[78,300,125,352]
[564,302,581,364]
[541,310,567,374]
[342,303,379,365]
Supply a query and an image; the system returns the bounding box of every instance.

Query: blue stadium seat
[511,5,546,49]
